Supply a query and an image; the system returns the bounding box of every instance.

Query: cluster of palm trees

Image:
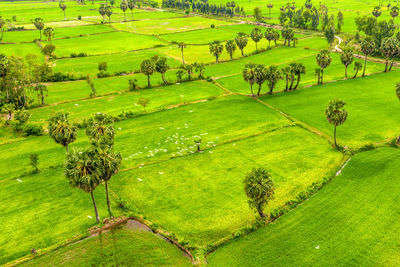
[49,112,121,223]
[242,61,306,96]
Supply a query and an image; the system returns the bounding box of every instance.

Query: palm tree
[48,112,77,152]
[292,63,306,90]
[95,147,121,218]
[243,167,274,218]
[353,62,363,78]
[265,65,283,94]
[209,40,224,63]
[86,113,115,148]
[360,37,375,77]
[178,42,186,65]
[325,99,348,147]
[340,48,354,78]
[243,63,257,96]
[316,50,332,84]
[254,64,267,95]
[64,148,102,223]
[120,0,128,21]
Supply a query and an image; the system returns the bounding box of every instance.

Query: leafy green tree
[33,17,44,40]
[86,75,96,97]
[30,153,39,173]
[325,99,348,147]
[99,4,106,23]
[86,113,120,218]
[105,6,113,22]
[281,66,291,91]
[137,97,149,112]
[176,69,185,82]
[140,59,155,87]
[193,62,205,79]
[48,112,77,152]
[128,0,135,18]
[120,0,128,21]
[0,17,6,41]
[184,64,193,80]
[155,57,169,85]
[353,61,363,78]
[372,6,382,17]
[43,27,54,44]
[178,42,186,65]
[254,64,267,95]
[243,167,275,218]
[242,63,257,96]
[225,40,237,59]
[253,6,263,22]
[59,1,67,20]
[337,11,344,32]
[64,148,101,223]
[380,37,400,72]
[41,44,56,57]
[390,6,399,22]
[235,32,248,56]
[34,84,48,106]
[209,40,224,62]
[324,15,335,45]
[265,65,283,94]
[340,48,354,78]
[316,50,332,84]
[264,28,274,48]
[251,27,263,51]
[360,37,375,77]
[291,62,306,90]
[193,136,202,151]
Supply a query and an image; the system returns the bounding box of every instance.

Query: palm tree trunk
[345,66,347,78]
[389,60,394,71]
[91,191,100,223]
[105,180,113,218]
[241,48,244,56]
[285,75,288,91]
[250,84,254,96]
[257,206,266,218]
[162,73,167,85]
[362,55,367,77]
[181,49,185,65]
[321,69,324,84]
[353,69,358,78]
[255,42,258,51]
[216,55,219,63]
[257,84,262,95]
[294,74,301,89]
[147,75,150,88]
[230,52,233,60]
[289,74,294,90]
[66,144,69,152]
[334,125,337,147]
[384,60,388,72]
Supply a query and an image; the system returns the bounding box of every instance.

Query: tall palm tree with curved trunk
[325,99,348,148]
[64,148,102,223]
[243,63,257,97]
[360,37,375,77]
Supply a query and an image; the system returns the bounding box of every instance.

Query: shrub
[211,24,215,28]
[24,124,44,136]
[78,15,82,20]
[129,78,138,91]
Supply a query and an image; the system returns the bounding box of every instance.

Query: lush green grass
[216,52,384,94]
[0,81,222,180]
[0,167,112,265]
[0,42,44,59]
[52,49,181,76]
[49,31,166,57]
[111,16,234,35]
[22,20,94,30]
[1,25,115,43]
[22,222,191,266]
[208,147,400,266]
[29,80,224,124]
[112,123,342,245]
[261,70,400,148]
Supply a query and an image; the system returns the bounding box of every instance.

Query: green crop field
[0,0,399,265]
